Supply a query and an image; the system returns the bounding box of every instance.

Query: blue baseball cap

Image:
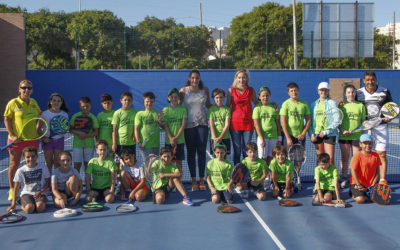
[360,134,373,142]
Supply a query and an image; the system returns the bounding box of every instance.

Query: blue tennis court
[1,183,399,249]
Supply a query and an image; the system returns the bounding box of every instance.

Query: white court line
[240,195,286,250]
[387,153,400,160]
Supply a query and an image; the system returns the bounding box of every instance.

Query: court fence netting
[1,124,400,188]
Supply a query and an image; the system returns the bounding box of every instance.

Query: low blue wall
[26,70,400,115]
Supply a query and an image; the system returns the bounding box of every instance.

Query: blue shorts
[165,143,185,161]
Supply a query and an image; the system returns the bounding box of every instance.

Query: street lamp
[218,27,224,69]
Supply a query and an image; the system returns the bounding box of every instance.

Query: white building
[376,22,399,68]
[208,26,230,58]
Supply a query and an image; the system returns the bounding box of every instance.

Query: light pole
[76,0,81,70]
[292,0,298,70]
[218,27,224,69]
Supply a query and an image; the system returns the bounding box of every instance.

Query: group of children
[7,77,383,213]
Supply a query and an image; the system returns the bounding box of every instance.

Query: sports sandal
[199,183,207,191]
[191,183,199,191]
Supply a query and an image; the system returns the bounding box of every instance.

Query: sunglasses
[20,86,33,90]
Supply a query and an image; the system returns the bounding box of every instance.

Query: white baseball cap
[317,82,329,90]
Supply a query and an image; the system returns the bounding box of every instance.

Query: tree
[227,2,303,69]
[25,9,74,69]
[0,4,26,13]
[67,10,126,69]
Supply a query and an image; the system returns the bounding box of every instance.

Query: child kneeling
[270,145,294,198]
[149,147,194,206]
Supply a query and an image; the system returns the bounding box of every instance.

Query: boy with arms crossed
[97,94,114,153]
[112,91,137,156]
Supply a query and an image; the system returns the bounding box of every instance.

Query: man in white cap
[356,71,393,185]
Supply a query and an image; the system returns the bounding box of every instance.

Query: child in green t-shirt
[135,92,164,167]
[241,142,268,200]
[97,94,114,153]
[338,85,366,188]
[270,145,294,198]
[312,153,344,205]
[206,143,234,204]
[280,82,311,190]
[149,147,194,206]
[163,88,187,176]
[85,140,118,203]
[70,97,99,173]
[253,86,282,165]
[208,88,231,155]
[112,91,137,156]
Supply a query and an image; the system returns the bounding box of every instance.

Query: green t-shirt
[162,105,187,144]
[314,164,339,191]
[241,157,268,180]
[86,157,118,189]
[252,103,279,139]
[207,105,231,139]
[340,102,366,140]
[280,99,311,137]
[111,108,136,146]
[206,159,233,191]
[269,158,294,183]
[151,160,179,189]
[70,112,99,148]
[135,110,161,148]
[314,101,326,134]
[97,110,115,147]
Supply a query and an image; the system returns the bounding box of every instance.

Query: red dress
[230,87,254,131]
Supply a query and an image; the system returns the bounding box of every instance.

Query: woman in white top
[180,70,211,191]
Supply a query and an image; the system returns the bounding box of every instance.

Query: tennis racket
[82,201,104,212]
[144,154,162,203]
[1,117,49,151]
[49,115,69,138]
[72,115,93,148]
[315,107,343,138]
[288,144,306,191]
[0,210,23,224]
[277,196,301,207]
[53,208,78,218]
[231,163,250,185]
[217,201,240,213]
[312,199,350,208]
[351,102,400,132]
[116,199,137,213]
[367,184,392,205]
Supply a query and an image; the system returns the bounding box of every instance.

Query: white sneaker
[264,178,271,191]
[239,189,249,199]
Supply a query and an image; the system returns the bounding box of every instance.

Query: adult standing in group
[226,69,258,165]
[356,71,393,185]
[4,80,41,201]
[309,82,340,165]
[180,70,211,191]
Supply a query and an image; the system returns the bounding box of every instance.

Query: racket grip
[1,142,14,151]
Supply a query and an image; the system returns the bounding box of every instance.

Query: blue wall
[26,70,400,115]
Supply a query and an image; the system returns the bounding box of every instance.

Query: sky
[1,0,398,28]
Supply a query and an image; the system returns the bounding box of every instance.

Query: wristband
[379,179,386,182]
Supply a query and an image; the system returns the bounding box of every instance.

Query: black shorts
[210,139,231,155]
[312,189,334,196]
[285,135,306,147]
[166,143,185,161]
[21,194,47,207]
[154,184,172,195]
[349,184,368,198]
[212,190,233,203]
[274,182,292,196]
[55,189,73,199]
[248,182,265,193]
[91,187,111,201]
[313,135,336,145]
[339,139,360,147]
